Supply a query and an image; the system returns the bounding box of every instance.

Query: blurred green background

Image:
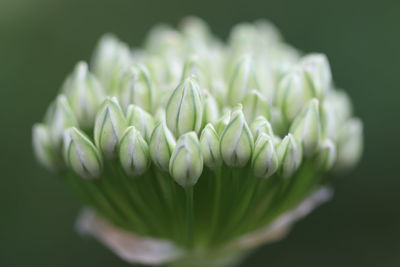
[1,0,399,266]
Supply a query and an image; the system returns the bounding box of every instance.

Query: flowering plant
[33,17,362,267]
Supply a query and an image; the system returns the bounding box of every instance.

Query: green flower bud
[250,116,275,141]
[126,105,155,141]
[119,126,150,177]
[228,57,259,105]
[252,133,279,178]
[62,61,105,130]
[169,132,203,187]
[94,97,127,159]
[149,122,176,171]
[215,110,231,135]
[32,124,60,171]
[335,118,363,171]
[220,105,254,167]
[277,134,302,178]
[165,77,203,136]
[46,95,78,147]
[63,127,102,179]
[202,89,220,124]
[290,99,321,156]
[242,90,270,122]
[91,35,132,93]
[317,139,337,171]
[300,53,332,99]
[117,65,154,112]
[200,123,222,169]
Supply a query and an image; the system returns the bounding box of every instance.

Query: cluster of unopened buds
[33,17,363,267]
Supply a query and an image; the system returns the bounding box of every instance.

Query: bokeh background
[1,0,399,266]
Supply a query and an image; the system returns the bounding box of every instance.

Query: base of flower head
[76,187,331,266]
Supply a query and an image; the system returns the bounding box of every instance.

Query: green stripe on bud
[300,53,332,99]
[317,139,337,171]
[63,127,102,179]
[169,132,203,187]
[242,90,270,122]
[200,123,222,169]
[119,126,150,177]
[277,134,302,178]
[149,122,176,172]
[62,61,105,130]
[126,104,155,141]
[94,97,127,159]
[166,76,204,136]
[252,133,279,178]
[250,116,275,141]
[290,99,321,156]
[32,124,60,171]
[220,105,254,167]
[202,89,220,125]
[228,57,259,105]
[46,95,78,148]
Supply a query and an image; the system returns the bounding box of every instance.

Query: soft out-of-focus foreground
[0,0,399,266]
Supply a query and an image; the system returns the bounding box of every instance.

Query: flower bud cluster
[32,17,363,259]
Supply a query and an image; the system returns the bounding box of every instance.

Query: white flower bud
[169,132,203,187]
[290,99,321,156]
[300,53,332,98]
[91,35,132,93]
[117,65,154,112]
[32,124,60,171]
[277,134,302,178]
[276,69,311,121]
[202,89,220,124]
[165,77,203,136]
[242,90,270,122]
[149,122,176,171]
[335,118,363,171]
[46,95,78,147]
[317,139,337,171]
[200,124,222,169]
[215,110,231,135]
[220,105,254,167]
[63,127,102,179]
[119,126,150,177]
[126,105,155,141]
[94,97,127,159]
[228,57,259,105]
[252,133,279,178]
[62,61,105,130]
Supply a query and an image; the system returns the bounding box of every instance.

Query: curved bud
[242,90,270,122]
[169,132,203,187]
[94,97,127,159]
[126,105,155,141]
[202,89,220,124]
[277,134,302,178]
[200,124,222,169]
[215,110,231,135]
[276,69,311,121]
[62,61,105,130]
[117,65,154,112]
[63,127,102,179]
[252,133,279,178]
[149,122,176,171]
[228,57,259,105]
[335,118,363,171]
[166,77,203,137]
[300,53,332,98]
[290,99,321,156]
[220,105,254,167]
[250,116,275,141]
[32,124,60,171]
[317,139,337,171]
[47,95,78,147]
[91,35,132,93]
[119,126,150,177]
